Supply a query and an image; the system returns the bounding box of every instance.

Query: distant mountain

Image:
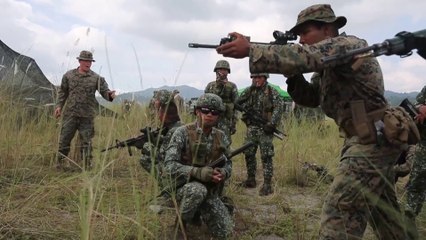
[98,85,419,107]
[384,90,418,106]
[98,85,204,105]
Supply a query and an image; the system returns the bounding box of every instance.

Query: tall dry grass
[0,95,425,239]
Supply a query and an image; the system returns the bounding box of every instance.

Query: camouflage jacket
[249,33,387,125]
[163,122,232,183]
[157,121,183,164]
[415,86,426,139]
[238,83,283,126]
[205,80,239,121]
[57,68,113,118]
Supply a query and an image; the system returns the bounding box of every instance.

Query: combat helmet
[195,93,225,112]
[250,73,269,79]
[213,60,231,73]
[156,89,174,106]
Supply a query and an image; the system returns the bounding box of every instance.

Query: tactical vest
[180,123,225,166]
[244,84,274,122]
[206,81,235,119]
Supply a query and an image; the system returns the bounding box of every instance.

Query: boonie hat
[77,50,95,62]
[290,4,347,35]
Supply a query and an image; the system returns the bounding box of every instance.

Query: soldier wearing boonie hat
[55,49,115,171]
[289,4,346,35]
[76,50,96,62]
[216,3,417,239]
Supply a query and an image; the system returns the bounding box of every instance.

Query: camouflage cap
[290,4,347,35]
[214,60,231,73]
[196,93,225,112]
[76,50,95,62]
[250,73,269,79]
[156,89,174,106]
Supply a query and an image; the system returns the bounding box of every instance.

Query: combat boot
[182,211,202,227]
[56,154,71,171]
[148,195,173,214]
[220,195,235,215]
[238,177,256,188]
[259,180,273,196]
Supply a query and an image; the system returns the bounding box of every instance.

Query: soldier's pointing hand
[216,32,250,59]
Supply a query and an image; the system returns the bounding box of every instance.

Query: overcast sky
[1,0,425,94]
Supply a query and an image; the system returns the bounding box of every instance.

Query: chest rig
[181,123,225,166]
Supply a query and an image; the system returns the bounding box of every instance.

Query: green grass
[0,95,425,240]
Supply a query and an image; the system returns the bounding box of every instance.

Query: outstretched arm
[216,32,250,59]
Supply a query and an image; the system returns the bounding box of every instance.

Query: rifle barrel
[188,43,219,48]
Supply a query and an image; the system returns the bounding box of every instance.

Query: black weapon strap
[395,31,426,59]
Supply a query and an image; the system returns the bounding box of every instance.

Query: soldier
[163,93,233,239]
[146,90,158,126]
[205,60,239,141]
[54,50,115,170]
[217,4,417,239]
[140,89,183,179]
[237,73,283,196]
[122,99,133,116]
[404,87,426,223]
[172,89,185,117]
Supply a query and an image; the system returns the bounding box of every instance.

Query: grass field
[0,98,425,240]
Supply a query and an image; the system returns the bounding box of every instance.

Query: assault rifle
[160,141,255,196]
[235,104,286,140]
[322,29,426,64]
[188,30,296,49]
[101,127,164,156]
[399,98,426,131]
[300,161,334,183]
[399,98,419,121]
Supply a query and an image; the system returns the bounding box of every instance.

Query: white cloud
[1,0,425,93]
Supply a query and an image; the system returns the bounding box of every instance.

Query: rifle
[160,141,255,196]
[399,98,419,120]
[322,29,426,64]
[235,104,286,140]
[101,127,164,156]
[188,30,296,49]
[299,160,334,183]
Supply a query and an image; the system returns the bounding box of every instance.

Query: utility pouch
[383,106,420,148]
[191,142,208,167]
[350,100,377,144]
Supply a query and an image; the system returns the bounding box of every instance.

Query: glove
[263,122,275,134]
[191,166,213,182]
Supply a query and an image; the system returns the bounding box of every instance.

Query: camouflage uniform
[163,93,233,239]
[248,4,412,239]
[405,87,426,218]
[293,74,325,123]
[140,90,183,182]
[147,90,159,127]
[56,50,114,169]
[205,60,239,141]
[238,73,283,195]
[172,89,185,117]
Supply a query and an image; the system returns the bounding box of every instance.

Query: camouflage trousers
[57,116,94,166]
[243,126,274,181]
[319,144,409,240]
[177,181,233,239]
[217,117,234,143]
[405,141,426,216]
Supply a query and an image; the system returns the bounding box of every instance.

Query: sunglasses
[199,107,221,116]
